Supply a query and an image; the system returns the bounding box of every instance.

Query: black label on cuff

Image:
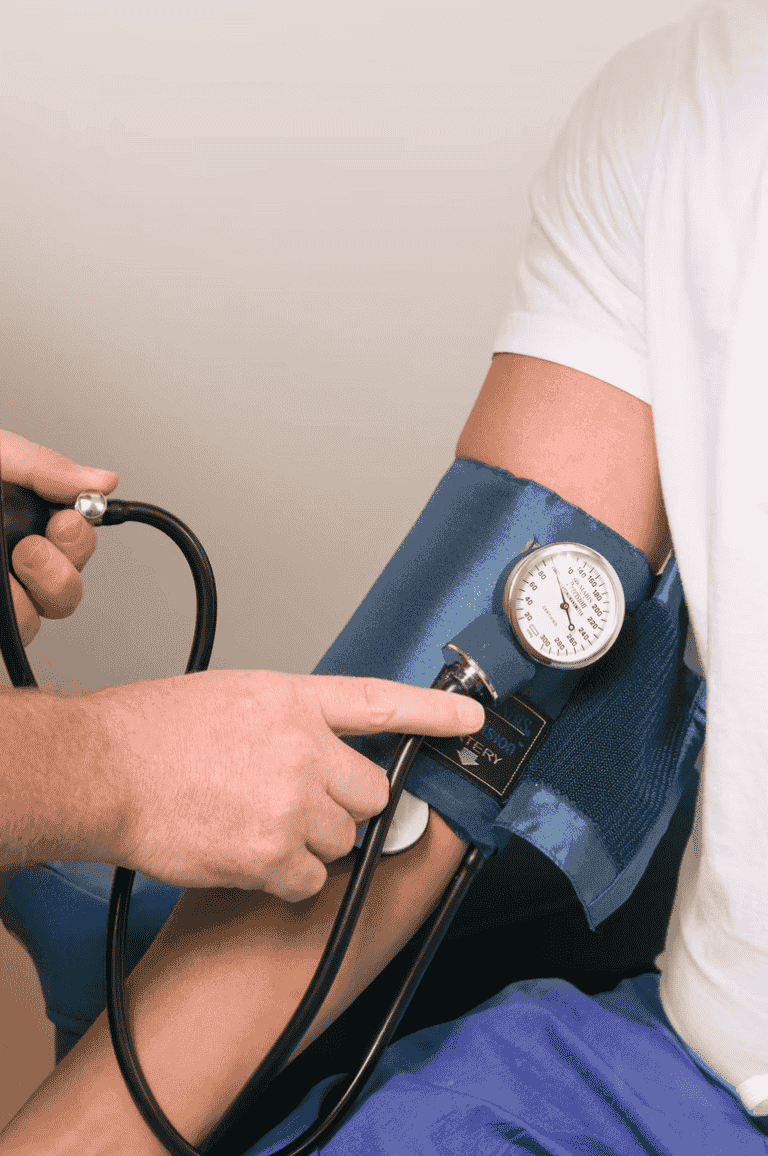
[422,693,551,804]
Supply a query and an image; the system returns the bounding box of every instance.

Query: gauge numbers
[504,543,625,670]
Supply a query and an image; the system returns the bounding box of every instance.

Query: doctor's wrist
[0,687,125,870]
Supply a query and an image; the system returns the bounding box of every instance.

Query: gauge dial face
[503,543,625,669]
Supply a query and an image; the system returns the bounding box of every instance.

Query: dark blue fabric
[240,973,768,1155]
[313,457,705,925]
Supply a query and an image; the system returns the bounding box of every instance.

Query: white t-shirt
[494,0,768,1117]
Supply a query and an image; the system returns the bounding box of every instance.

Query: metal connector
[441,644,498,701]
[74,491,108,527]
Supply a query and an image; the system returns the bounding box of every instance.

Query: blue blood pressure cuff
[314,456,706,928]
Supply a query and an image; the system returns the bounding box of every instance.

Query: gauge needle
[552,565,575,631]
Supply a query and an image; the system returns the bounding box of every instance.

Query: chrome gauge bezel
[503,542,626,670]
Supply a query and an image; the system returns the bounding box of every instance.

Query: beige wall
[0,0,700,1132]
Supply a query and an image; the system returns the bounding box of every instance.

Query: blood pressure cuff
[314,456,706,929]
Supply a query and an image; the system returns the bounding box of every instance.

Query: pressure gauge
[503,542,625,670]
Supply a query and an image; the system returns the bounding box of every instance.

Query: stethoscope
[0,473,628,1156]
[0,477,488,1156]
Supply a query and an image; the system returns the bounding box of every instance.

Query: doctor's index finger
[311,675,485,737]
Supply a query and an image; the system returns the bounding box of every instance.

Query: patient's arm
[0,354,671,1154]
[459,354,671,573]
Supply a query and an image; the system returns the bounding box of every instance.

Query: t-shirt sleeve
[494,24,676,406]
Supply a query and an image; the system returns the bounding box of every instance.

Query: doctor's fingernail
[458,699,485,730]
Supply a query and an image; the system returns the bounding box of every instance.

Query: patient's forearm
[0,810,467,1154]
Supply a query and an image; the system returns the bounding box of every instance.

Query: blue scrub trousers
[242,972,768,1156]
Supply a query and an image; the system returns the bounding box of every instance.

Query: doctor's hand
[0,430,119,645]
[92,669,484,902]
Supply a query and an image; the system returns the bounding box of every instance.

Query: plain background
[0,0,701,1132]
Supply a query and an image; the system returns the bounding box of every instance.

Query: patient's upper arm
[457,353,671,573]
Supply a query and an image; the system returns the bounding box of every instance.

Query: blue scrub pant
[242,972,768,1156]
